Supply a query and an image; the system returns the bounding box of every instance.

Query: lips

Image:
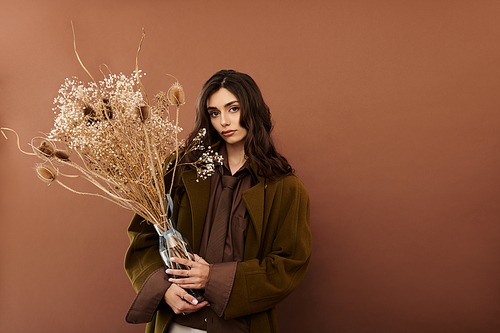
[221,130,235,137]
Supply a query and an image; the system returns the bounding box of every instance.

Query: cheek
[210,116,218,129]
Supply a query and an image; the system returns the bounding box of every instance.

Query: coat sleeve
[224,176,312,319]
[124,214,173,324]
[125,214,165,292]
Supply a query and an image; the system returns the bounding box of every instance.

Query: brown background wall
[1,1,499,332]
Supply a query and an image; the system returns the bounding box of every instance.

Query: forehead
[207,88,238,108]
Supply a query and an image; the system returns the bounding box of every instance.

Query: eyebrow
[207,100,239,111]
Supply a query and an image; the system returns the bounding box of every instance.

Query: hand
[166,254,210,289]
[164,283,209,315]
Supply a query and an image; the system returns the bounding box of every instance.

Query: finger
[168,276,190,282]
[171,257,193,267]
[176,283,203,290]
[193,254,208,264]
[177,301,210,314]
[195,301,210,309]
[182,292,200,305]
[172,280,204,289]
[169,277,198,285]
[166,268,191,277]
[170,275,204,286]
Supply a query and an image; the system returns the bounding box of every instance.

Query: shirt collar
[217,143,257,183]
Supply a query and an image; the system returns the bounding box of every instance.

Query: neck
[225,142,246,175]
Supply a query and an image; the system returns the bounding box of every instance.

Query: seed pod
[137,105,150,122]
[36,141,55,157]
[168,82,185,106]
[83,104,96,117]
[83,104,98,124]
[36,165,57,184]
[54,150,70,161]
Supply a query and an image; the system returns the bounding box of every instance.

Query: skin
[164,254,210,314]
[207,88,248,174]
[163,87,248,314]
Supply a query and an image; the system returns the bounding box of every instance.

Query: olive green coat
[124,164,312,333]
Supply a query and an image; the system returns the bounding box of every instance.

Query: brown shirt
[174,145,257,332]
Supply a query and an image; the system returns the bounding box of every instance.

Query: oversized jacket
[124,161,312,333]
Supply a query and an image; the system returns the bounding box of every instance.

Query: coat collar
[180,142,277,254]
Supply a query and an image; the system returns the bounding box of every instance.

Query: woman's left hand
[166,254,210,289]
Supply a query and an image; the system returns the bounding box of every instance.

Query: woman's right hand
[164,283,209,315]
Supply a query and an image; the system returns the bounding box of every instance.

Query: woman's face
[207,88,248,148]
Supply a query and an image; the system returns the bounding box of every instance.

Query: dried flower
[83,104,97,123]
[54,150,70,161]
[36,141,55,157]
[36,165,57,184]
[40,70,220,232]
[137,105,150,121]
[168,82,185,106]
[0,35,222,233]
[2,34,222,288]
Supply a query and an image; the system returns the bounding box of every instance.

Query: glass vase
[154,225,205,302]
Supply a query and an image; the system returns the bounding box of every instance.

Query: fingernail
[168,278,173,282]
[192,299,198,305]
[170,257,176,262]
[166,269,172,274]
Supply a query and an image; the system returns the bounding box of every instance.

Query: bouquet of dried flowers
[1,31,221,301]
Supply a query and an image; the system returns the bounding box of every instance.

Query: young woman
[124,70,312,333]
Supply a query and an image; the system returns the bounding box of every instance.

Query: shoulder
[268,174,309,200]
[271,174,306,188]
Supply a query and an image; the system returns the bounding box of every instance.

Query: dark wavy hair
[184,69,293,180]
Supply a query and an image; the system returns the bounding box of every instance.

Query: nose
[220,111,230,127]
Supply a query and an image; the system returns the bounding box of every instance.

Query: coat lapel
[241,165,278,259]
[182,161,279,259]
[182,169,211,253]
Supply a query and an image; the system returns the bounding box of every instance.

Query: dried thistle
[54,150,70,161]
[167,82,185,106]
[83,104,97,124]
[36,141,55,157]
[36,165,57,184]
[137,105,150,122]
